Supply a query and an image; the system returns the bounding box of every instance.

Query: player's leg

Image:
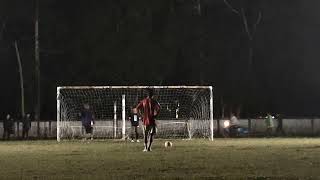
[147,134,153,151]
[84,125,91,140]
[266,127,272,137]
[276,126,281,136]
[81,126,86,140]
[147,126,156,151]
[265,127,268,137]
[26,128,29,139]
[2,128,5,140]
[7,130,10,140]
[5,129,8,140]
[135,126,139,142]
[143,126,149,151]
[89,126,93,140]
[4,127,9,140]
[22,128,25,139]
[131,126,135,142]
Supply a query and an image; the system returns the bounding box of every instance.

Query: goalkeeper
[136,89,160,152]
[80,103,95,140]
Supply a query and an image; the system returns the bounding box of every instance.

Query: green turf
[0,138,320,179]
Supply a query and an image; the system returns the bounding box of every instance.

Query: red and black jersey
[136,97,160,126]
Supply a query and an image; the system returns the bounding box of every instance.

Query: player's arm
[154,101,161,117]
[91,112,95,125]
[135,101,143,116]
[79,111,84,124]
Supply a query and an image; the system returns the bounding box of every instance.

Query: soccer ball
[164,141,173,148]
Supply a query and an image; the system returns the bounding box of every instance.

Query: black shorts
[144,124,156,135]
[84,125,93,134]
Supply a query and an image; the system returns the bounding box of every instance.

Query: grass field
[0,138,320,179]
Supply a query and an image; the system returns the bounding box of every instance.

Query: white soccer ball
[164,141,173,148]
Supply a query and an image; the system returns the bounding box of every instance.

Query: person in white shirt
[230,113,240,127]
[228,113,240,137]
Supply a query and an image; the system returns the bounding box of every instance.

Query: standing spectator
[128,108,140,142]
[16,113,21,138]
[265,113,274,137]
[3,114,14,140]
[229,113,240,137]
[2,114,9,140]
[276,114,285,136]
[230,113,240,128]
[22,114,31,139]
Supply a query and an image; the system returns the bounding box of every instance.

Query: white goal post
[57,86,214,141]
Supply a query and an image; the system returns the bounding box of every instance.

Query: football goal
[57,86,214,141]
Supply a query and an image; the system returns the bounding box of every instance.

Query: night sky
[0,0,319,119]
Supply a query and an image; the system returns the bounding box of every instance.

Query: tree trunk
[15,41,24,138]
[14,41,25,118]
[35,0,41,137]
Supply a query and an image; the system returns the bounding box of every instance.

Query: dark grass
[0,138,320,179]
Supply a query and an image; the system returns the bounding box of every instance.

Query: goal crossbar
[58,86,213,90]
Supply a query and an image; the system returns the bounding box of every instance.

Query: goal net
[57,86,214,141]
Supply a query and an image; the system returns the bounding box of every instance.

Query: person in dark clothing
[128,108,140,142]
[80,103,95,140]
[2,114,9,140]
[3,114,14,140]
[276,114,285,136]
[22,114,31,139]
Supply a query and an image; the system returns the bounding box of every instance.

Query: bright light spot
[223,120,230,128]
